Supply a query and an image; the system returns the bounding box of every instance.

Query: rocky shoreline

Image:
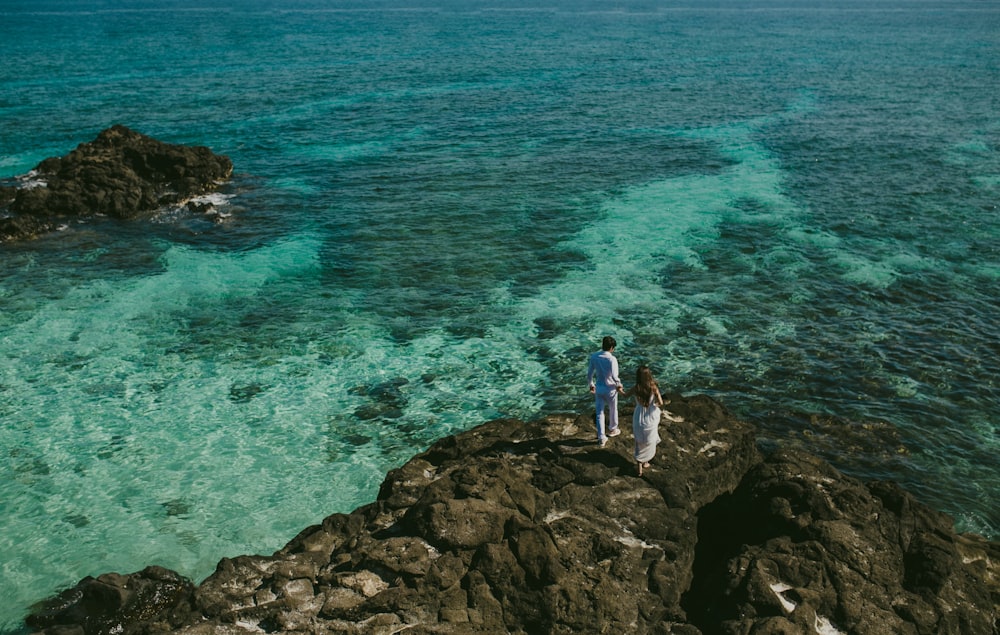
[25,394,999,634]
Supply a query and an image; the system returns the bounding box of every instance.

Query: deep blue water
[1,0,998,630]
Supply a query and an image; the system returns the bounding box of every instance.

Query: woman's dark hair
[635,365,656,404]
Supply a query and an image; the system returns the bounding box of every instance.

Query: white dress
[632,394,661,463]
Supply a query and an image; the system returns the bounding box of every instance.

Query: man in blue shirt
[587,335,624,447]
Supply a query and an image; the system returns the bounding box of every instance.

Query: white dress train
[632,394,661,463]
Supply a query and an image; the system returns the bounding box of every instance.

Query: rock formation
[0,125,233,240]
[25,395,1000,634]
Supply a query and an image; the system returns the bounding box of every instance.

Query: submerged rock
[24,395,999,634]
[26,566,193,634]
[0,125,232,240]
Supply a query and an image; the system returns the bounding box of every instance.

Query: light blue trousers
[594,388,620,441]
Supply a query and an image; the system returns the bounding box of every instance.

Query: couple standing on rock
[587,336,683,476]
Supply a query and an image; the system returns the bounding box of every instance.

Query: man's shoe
[599,438,608,448]
[608,427,621,437]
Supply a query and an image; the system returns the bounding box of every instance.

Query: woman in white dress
[625,366,682,476]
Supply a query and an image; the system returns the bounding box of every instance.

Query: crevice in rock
[681,490,743,634]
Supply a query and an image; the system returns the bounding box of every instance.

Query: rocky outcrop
[25,395,1000,634]
[0,125,232,240]
[24,567,193,635]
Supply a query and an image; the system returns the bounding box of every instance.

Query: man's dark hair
[602,336,617,351]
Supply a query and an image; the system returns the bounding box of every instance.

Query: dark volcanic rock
[1,125,232,240]
[25,566,194,635]
[685,450,999,634]
[25,395,1000,634]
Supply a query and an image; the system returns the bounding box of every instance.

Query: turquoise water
[1,0,998,629]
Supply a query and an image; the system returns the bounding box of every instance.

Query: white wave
[186,192,234,208]
[16,169,47,189]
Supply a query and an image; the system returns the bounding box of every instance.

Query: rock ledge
[26,395,1000,634]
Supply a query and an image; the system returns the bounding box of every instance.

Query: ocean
[1,0,997,629]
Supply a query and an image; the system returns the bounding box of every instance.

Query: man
[587,335,624,447]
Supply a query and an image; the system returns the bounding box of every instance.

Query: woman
[625,366,682,476]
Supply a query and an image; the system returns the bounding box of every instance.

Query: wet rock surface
[25,395,999,634]
[1,125,232,240]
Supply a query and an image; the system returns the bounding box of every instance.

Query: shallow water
[1,0,998,630]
